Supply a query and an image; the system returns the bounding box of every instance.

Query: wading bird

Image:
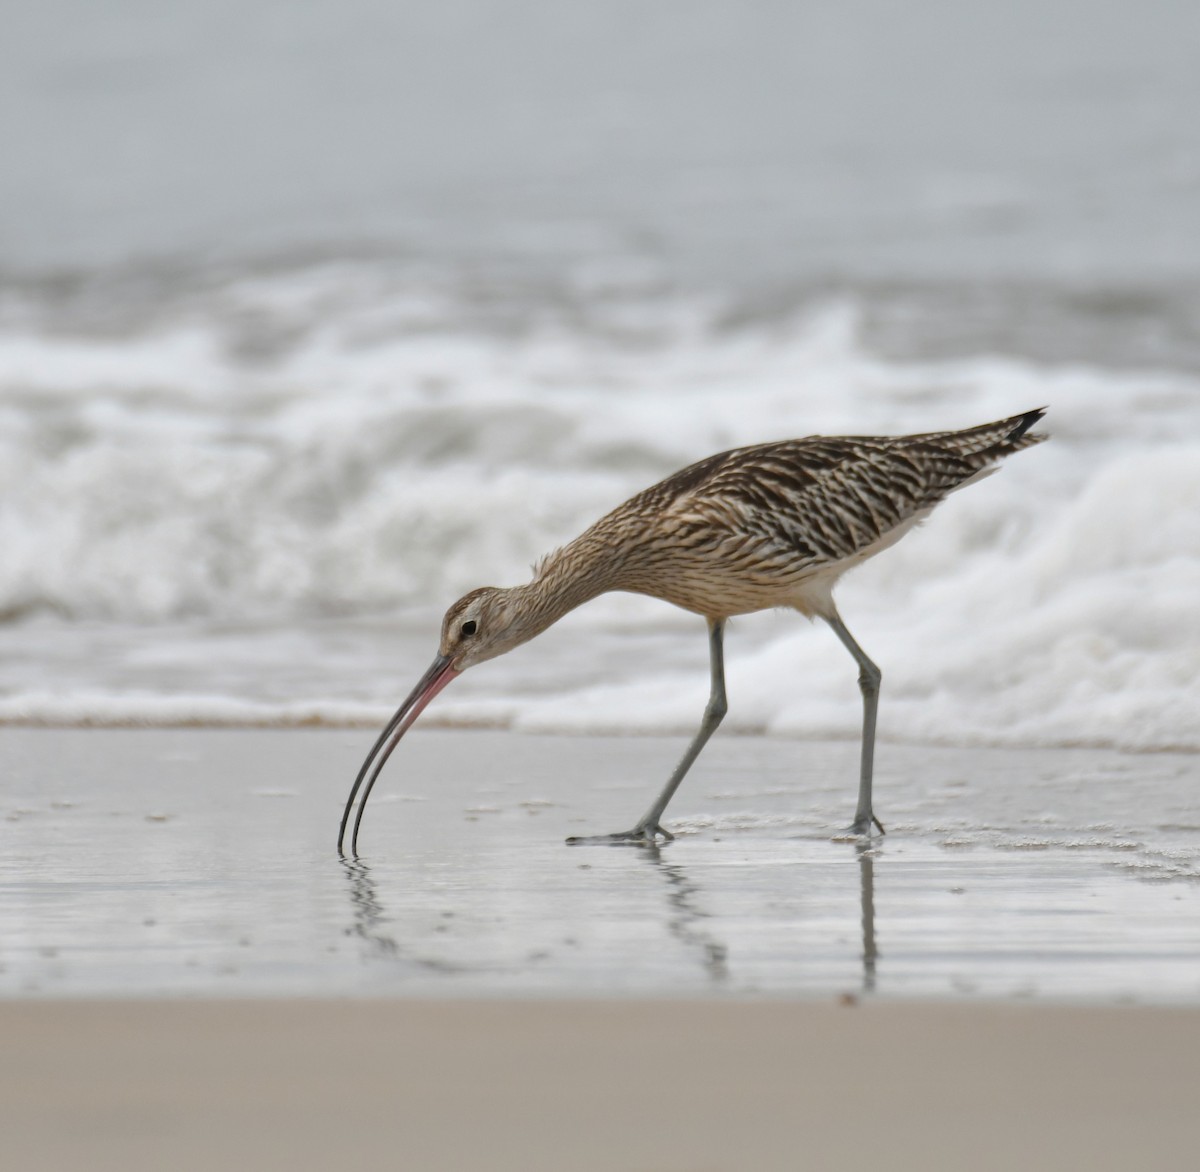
[340,408,1047,855]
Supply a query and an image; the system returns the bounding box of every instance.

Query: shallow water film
[3,729,1196,1001]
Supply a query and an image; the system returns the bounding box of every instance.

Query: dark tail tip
[1006,406,1048,444]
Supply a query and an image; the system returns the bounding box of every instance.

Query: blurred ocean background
[2,0,1198,751]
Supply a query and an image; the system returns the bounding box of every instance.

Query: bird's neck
[506,531,624,642]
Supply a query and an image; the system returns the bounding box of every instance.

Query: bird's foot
[566,822,674,846]
[831,813,886,842]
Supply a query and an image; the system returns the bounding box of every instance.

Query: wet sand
[4,998,1199,1171]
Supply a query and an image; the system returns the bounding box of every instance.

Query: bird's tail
[926,407,1048,460]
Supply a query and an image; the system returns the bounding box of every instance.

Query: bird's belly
[624,562,837,620]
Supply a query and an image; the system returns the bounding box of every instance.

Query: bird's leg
[824,612,885,839]
[567,619,727,846]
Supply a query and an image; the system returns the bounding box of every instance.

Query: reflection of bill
[341,856,397,959]
[340,856,458,976]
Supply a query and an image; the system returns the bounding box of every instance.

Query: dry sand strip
[2,999,1198,1172]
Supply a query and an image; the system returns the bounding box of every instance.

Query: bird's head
[437,585,529,671]
[338,583,543,855]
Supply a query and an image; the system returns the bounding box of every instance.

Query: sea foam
[3,265,1198,752]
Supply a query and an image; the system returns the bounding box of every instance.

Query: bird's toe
[832,814,885,842]
[566,823,673,846]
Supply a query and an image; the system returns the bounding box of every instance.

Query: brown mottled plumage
[340,408,1047,855]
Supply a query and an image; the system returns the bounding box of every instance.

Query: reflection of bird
[340,409,1047,855]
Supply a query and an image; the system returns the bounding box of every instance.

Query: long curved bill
[338,653,460,857]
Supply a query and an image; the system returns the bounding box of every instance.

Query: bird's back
[589,409,1046,618]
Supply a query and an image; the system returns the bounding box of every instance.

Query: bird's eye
[460,620,477,637]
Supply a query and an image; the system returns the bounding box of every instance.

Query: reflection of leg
[652,854,729,985]
[568,619,727,845]
[857,843,878,993]
[824,611,885,837]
